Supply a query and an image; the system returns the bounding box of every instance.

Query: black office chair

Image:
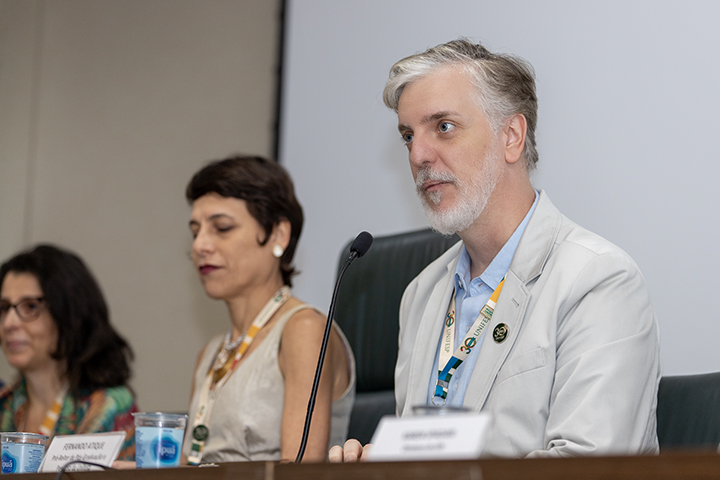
[334,228,460,445]
[657,372,720,451]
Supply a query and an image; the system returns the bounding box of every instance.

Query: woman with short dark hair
[183,155,355,463]
[0,244,137,458]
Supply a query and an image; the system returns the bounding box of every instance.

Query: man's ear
[503,114,527,166]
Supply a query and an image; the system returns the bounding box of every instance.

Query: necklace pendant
[213,349,229,371]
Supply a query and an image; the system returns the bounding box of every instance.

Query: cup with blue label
[1,432,48,474]
[133,412,187,468]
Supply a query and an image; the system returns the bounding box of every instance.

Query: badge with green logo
[493,323,509,343]
[193,424,209,442]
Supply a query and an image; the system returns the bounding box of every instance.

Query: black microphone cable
[54,460,114,480]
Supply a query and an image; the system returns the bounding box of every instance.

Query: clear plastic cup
[1,432,48,474]
[133,413,187,468]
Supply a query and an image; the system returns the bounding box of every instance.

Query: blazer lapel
[463,272,530,410]
[463,190,561,410]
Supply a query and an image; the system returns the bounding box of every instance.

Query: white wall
[280,0,720,376]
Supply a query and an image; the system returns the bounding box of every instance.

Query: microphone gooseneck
[294,231,373,463]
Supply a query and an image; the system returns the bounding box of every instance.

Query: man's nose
[408,135,436,169]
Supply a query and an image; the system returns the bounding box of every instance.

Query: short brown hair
[185,155,304,286]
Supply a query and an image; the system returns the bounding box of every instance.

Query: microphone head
[350,231,373,258]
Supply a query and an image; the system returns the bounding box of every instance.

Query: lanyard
[433,278,505,405]
[37,385,68,437]
[187,286,290,465]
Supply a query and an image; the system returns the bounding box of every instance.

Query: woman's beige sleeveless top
[182,304,356,462]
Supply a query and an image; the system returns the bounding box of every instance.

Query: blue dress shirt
[427,192,539,407]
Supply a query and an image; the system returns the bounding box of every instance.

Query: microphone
[349,230,373,258]
[295,231,373,463]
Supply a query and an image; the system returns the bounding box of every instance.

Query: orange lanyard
[187,286,290,465]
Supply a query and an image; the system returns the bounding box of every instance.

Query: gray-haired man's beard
[415,156,501,236]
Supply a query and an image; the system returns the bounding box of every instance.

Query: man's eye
[402,133,413,144]
[439,122,454,133]
[216,226,234,233]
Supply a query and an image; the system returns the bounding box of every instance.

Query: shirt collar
[455,191,539,291]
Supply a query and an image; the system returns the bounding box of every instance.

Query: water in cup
[1,432,48,474]
[133,413,187,468]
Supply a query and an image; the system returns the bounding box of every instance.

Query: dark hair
[186,155,304,287]
[0,244,133,395]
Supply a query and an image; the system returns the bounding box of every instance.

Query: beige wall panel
[1,0,281,411]
[0,0,41,382]
[0,0,38,259]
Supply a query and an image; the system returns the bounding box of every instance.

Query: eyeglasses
[0,297,46,324]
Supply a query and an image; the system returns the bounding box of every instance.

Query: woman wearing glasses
[0,244,137,458]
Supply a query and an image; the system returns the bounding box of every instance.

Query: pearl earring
[272,245,284,258]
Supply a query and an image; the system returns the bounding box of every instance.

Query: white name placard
[366,412,490,462]
[39,431,127,473]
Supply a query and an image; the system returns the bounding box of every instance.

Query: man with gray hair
[330,38,660,461]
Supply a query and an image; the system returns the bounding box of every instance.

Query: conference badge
[493,323,509,343]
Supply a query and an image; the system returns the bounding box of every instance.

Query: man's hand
[328,439,372,463]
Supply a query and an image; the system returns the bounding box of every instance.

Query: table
[19,450,720,480]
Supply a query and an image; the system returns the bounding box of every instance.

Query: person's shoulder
[524,193,646,289]
[72,385,138,435]
[555,216,639,268]
[539,215,650,304]
[277,302,328,370]
[83,385,136,413]
[536,192,636,264]
[102,385,135,402]
[282,301,326,332]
